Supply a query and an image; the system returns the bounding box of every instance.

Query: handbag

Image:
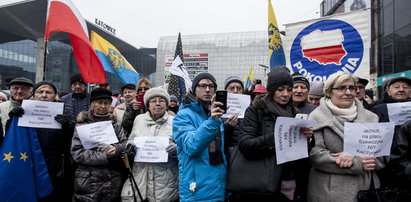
[226,109,281,194]
[357,174,406,202]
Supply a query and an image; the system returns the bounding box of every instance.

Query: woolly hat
[170,95,178,102]
[308,81,324,96]
[292,72,310,90]
[121,84,136,93]
[90,88,112,102]
[70,73,85,85]
[33,81,58,94]
[387,76,411,88]
[144,87,170,108]
[9,77,34,87]
[191,72,217,93]
[266,66,293,92]
[253,85,267,93]
[0,92,8,101]
[224,76,244,90]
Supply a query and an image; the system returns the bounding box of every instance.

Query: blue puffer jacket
[173,98,226,202]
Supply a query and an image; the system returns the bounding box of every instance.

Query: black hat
[357,77,369,86]
[387,77,411,88]
[33,81,57,94]
[191,72,217,93]
[70,73,85,85]
[224,76,244,90]
[90,88,112,102]
[121,84,136,93]
[266,66,293,92]
[9,77,34,87]
[292,72,310,90]
[112,90,121,96]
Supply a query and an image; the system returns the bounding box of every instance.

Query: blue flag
[0,117,53,201]
[268,0,286,70]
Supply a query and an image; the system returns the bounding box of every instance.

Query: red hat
[253,85,267,93]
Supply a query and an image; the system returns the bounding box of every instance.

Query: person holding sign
[307,72,383,202]
[172,72,226,202]
[71,88,127,202]
[235,67,313,201]
[121,87,179,202]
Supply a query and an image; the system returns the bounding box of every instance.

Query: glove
[166,143,177,156]
[97,143,112,152]
[54,114,70,125]
[8,106,24,118]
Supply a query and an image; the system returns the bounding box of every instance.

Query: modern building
[156,31,270,89]
[0,0,156,92]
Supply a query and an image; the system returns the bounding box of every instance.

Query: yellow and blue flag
[0,117,53,201]
[243,66,254,89]
[268,0,286,70]
[91,31,139,84]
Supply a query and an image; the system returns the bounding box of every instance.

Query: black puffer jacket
[390,120,411,192]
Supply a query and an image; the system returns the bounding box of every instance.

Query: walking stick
[122,153,144,202]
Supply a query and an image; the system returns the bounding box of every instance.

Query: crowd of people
[0,68,410,202]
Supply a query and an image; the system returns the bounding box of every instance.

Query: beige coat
[308,98,385,202]
[0,98,21,131]
[113,102,127,123]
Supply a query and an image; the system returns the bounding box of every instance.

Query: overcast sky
[72,0,323,48]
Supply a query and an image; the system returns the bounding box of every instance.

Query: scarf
[325,98,357,122]
[264,97,294,118]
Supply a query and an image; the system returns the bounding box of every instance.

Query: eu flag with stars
[0,117,52,201]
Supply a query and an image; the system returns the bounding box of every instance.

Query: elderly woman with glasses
[307,72,384,202]
[121,87,179,202]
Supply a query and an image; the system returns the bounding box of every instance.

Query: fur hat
[266,66,293,92]
[33,81,57,94]
[9,77,34,87]
[292,72,310,90]
[70,73,85,85]
[224,76,244,90]
[90,88,112,102]
[191,72,217,93]
[308,81,324,96]
[144,87,170,108]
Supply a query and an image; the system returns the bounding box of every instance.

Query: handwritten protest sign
[18,100,64,129]
[274,117,315,164]
[387,101,411,125]
[222,93,250,119]
[75,121,118,149]
[134,136,169,163]
[344,122,395,157]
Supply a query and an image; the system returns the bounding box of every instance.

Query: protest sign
[274,117,315,164]
[134,136,169,163]
[18,100,64,129]
[387,101,411,125]
[75,121,118,149]
[222,93,251,119]
[344,122,395,157]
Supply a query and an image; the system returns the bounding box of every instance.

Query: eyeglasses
[149,98,166,104]
[137,87,149,92]
[227,86,243,91]
[11,86,31,91]
[331,86,357,92]
[197,84,216,90]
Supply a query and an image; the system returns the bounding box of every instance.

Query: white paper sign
[274,117,315,164]
[344,122,395,157]
[75,121,119,150]
[221,93,251,119]
[387,101,411,125]
[134,136,169,163]
[18,100,64,129]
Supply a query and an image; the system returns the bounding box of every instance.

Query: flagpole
[43,41,48,81]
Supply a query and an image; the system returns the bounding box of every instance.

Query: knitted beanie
[292,72,310,90]
[70,73,85,85]
[144,87,170,108]
[90,88,112,102]
[266,66,293,92]
[224,76,244,90]
[170,95,178,102]
[308,81,324,96]
[33,81,58,94]
[191,72,217,93]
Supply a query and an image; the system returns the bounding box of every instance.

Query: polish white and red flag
[45,0,106,84]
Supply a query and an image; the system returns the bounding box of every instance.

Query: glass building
[156,31,270,89]
[0,0,156,92]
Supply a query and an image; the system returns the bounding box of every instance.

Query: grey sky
[72,0,323,48]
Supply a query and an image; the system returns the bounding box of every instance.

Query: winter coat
[295,101,317,114]
[113,102,127,124]
[0,98,21,131]
[172,98,226,202]
[121,111,179,202]
[61,92,90,127]
[122,102,145,134]
[223,117,242,149]
[390,120,411,192]
[308,98,385,202]
[71,110,127,202]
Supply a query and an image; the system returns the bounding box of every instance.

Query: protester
[291,72,317,114]
[307,81,324,106]
[168,95,179,114]
[113,84,136,124]
[307,72,384,202]
[223,76,244,150]
[0,77,33,131]
[71,88,127,202]
[122,78,152,133]
[61,74,90,126]
[0,92,8,103]
[121,87,179,202]
[172,72,226,201]
[250,84,267,101]
[355,77,372,110]
[237,67,313,201]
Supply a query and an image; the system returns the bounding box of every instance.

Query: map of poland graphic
[300,29,347,65]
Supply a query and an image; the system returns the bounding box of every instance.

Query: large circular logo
[290,19,363,82]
